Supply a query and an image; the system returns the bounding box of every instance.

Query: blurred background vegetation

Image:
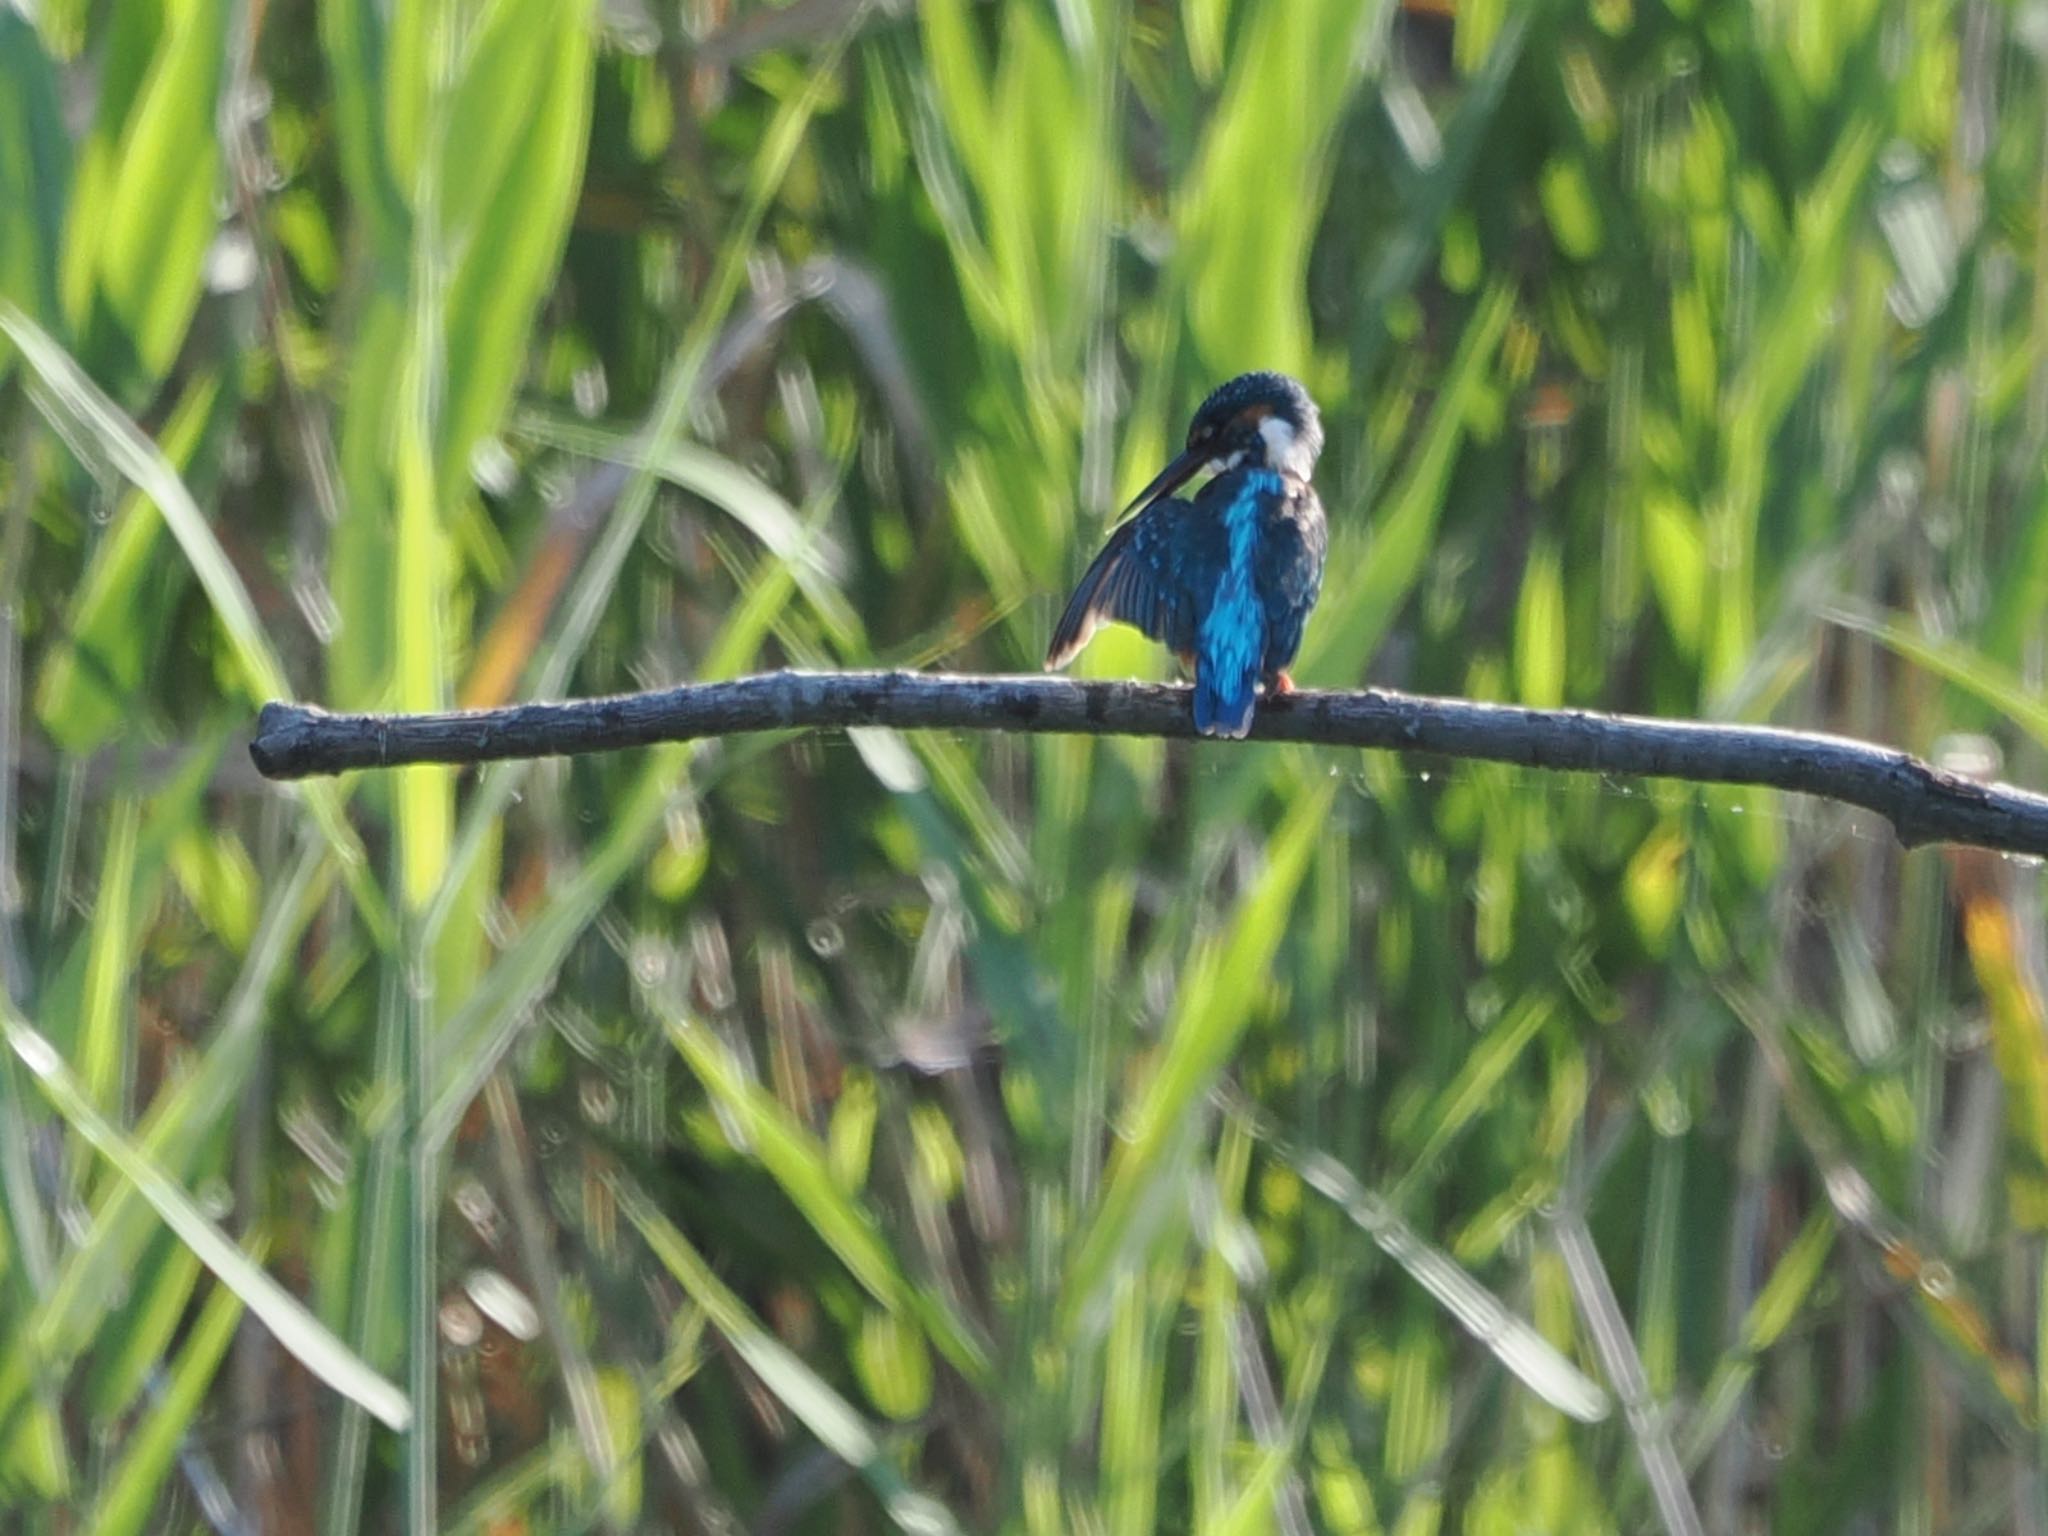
[5,0,2048,1529]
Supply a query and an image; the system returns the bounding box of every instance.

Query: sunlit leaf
[2,1002,409,1431]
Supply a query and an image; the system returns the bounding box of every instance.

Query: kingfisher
[1045,371,1327,738]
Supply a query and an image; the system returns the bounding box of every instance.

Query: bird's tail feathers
[1193,653,1260,738]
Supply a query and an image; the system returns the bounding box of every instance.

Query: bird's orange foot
[1270,672,1297,695]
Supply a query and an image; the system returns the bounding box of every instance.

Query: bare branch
[247,670,2048,857]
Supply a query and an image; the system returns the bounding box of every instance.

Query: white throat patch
[1258,415,1313,479]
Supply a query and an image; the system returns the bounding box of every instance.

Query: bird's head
[1120,371,1323,520]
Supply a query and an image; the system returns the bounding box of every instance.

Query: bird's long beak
[1116,446,1206,523]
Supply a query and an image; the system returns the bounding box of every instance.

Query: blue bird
[1045,371,1327,738]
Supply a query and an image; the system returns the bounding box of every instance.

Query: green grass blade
[1,304,284,700]
[1554,1211,1702,1536]
[436,0,592,495]
[83,1226,203,1423]
[1388,992,1554,1209]
[611,1171,964,1536]
[84,1270,246,1536]
[0,301,392,946]
[392,415,451,912]
[81,0,224,387]
[1177,2,1378,372]
[0,10,68,333]
[1289,1146,1609,1424]
[425,744,694,1144]
[25,843,322,1374]
[1303,281,1514,682]
[424,37,849,932]
[1065,783,1332,1324]
[1,999,410,1431]
[1192,1123,1251,1529]
[1206,1282,1337,1536]
[1100,1264,1171,1536]
[1682,1209,1835,1467]
[316,960,410,1534]
[515,23,852,710]
[1826,605,2048,750]
[35,374,220,752]
[655,1000,990,1380]
[73,792,138,1120]
[512,411,860,645]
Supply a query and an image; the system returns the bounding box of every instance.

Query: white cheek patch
[1212,451,1244,474]
[1258,414,1314,478]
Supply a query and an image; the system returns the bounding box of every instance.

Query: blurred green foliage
[4,0,2048,1530]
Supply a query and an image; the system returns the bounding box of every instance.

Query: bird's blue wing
[1045,500,1207,669]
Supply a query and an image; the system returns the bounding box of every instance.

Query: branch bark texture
[249,670,2048,857]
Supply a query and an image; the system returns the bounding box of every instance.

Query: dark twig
[249,670,2048,856]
